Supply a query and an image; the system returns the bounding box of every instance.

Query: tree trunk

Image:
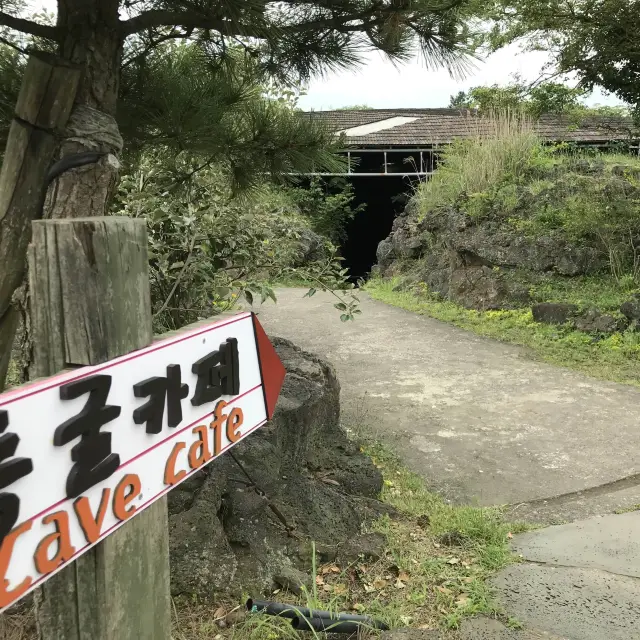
[12,0,128,383]
[46,0,124,220]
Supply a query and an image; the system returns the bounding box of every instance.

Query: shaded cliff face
[376,159,640,312]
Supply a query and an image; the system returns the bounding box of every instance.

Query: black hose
[291,616,363,633]
[246,599,315,620]
[46,152,107,186]
[246,599,389,630]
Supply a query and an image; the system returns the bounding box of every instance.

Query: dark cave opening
[297,149,433,283]
[341,176,415,282]
[339,148,433,282]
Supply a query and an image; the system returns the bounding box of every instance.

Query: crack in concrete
[518,559,640,581]
[507,471,640,511]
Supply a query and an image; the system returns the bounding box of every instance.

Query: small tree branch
[120,10,244,37]
[0,11,60,41]
[155,233,198,318]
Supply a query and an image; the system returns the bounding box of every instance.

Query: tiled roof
[303,108,636,147]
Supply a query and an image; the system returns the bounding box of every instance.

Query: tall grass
[416,113,542,217]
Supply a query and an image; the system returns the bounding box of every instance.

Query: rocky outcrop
[378,204,605,312]
[532,303,579,325]
[531,303,631,334]
[620,294,640,328]
[573,307,626,334]
[168,338,383,599]
[376,157,640,322]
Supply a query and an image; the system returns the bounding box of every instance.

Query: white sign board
[0,311,285,612]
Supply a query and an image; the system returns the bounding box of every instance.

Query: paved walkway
[254,289,640,640]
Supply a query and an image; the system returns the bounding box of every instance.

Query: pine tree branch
[120,10,247,37]
[0,11,60,41]
[121,6,390,38]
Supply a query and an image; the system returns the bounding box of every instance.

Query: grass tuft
[173,435,527,639]
[414,113,542,218]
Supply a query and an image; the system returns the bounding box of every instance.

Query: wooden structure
[303,108,640,177]
[0,53,81,391]
[30,218,170,640]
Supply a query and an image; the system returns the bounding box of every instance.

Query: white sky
[298,44,622,110]
[32,0,623,111]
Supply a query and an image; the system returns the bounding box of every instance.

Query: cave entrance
[342,176,416,282]
[339,148,435,282]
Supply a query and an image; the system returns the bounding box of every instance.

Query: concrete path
[255,289,640,512]
[491,513,640,640]
[255,289,640,640]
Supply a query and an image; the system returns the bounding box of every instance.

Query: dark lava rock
[168,338,383,599]
[620,294,640,325]
[449,264,531,311]
[574,308,627,334]
[273,566,312,596]
[336,532,387,563]
[532,303,578,325]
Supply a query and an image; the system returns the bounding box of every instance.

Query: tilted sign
[0,312,286,612]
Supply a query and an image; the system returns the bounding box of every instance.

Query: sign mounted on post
[0,312,285,612]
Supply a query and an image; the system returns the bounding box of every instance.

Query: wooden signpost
[0,217,286,639]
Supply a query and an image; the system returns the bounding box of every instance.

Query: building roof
[303,108,636,147]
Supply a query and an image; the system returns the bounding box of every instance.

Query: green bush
[284,177,365,244]
[114,153,357,333]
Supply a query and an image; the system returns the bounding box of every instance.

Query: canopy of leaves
[482,0,640,120]
[0,0,482,188]
[2,0,478,84]
[449,79,632,123]
[119,42,347,189]
[0,39,347,187]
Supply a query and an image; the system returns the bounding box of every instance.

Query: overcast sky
[31,0,623,111]
[298,45,623,111]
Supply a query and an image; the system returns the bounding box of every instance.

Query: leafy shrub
[114,153,358,333]
[284,177,365,244]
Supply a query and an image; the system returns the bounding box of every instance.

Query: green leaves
[114,153,359,332]
[481,0,640,121]
[119,41,347,191]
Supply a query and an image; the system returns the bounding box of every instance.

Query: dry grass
[0,607,36,640]
[415,112,541,217]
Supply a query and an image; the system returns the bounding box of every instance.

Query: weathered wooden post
[28,218,170,640]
